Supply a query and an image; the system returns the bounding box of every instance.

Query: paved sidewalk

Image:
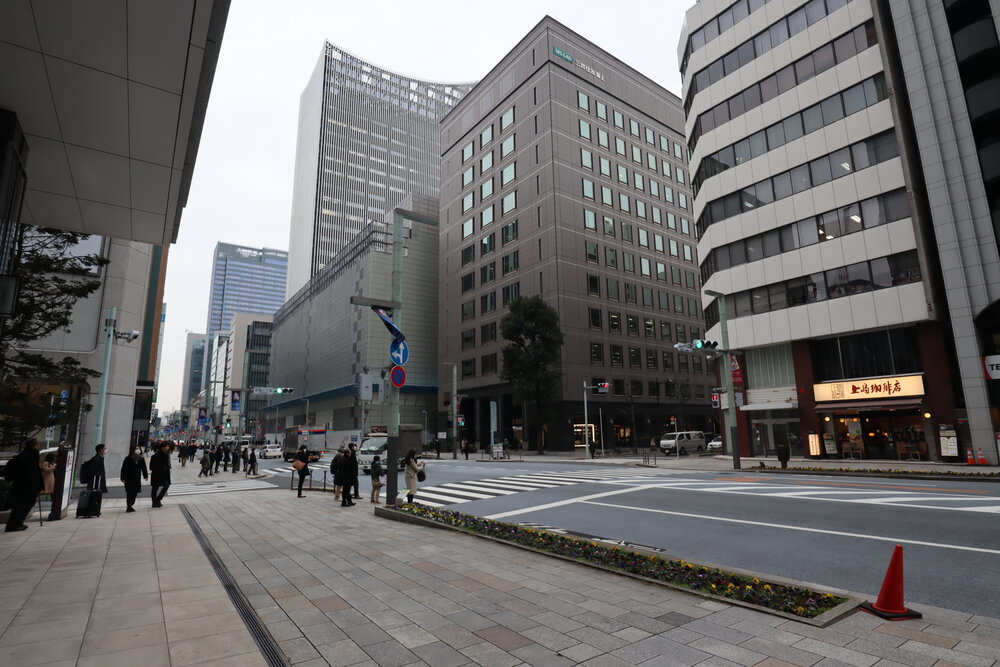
[183,488,1000,666]
[0,504,266,666]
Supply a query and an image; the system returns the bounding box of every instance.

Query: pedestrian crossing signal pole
[705,289,740,470]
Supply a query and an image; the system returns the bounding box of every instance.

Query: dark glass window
[790,164,811,193]
[813,44,836,76]
[846,261,873,294]
[810,156,833,185]
[762,229,781,257]
[768,283,787,310]
[821,94,844,124]
[783,113,804,142]
[755,179,774,205]
[842,82,867,115]
[773,172,793,200]
[883,190,911,221]
[795,54,816,82]
[765,122,785,149]
[802,105,824,133]
[889,251,921,284]
[751,286,770,313]
[869,257,892,290]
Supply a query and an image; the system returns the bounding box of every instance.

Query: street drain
[180,505,289,667]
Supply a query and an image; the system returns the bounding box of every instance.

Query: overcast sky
[158,0,689,414]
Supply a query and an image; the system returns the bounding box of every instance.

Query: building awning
[738,401,797,412]
[814,398,923,412]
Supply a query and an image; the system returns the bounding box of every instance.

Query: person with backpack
[120,444,148,513]
[150,441,172,508]
[4,438,43,532]
[369,455,384,504]
[78,444,108,518]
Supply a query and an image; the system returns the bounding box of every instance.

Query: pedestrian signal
[594,381,610,394]
[711,392,720,408]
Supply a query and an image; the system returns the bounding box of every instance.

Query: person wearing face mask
[120,444,149,513]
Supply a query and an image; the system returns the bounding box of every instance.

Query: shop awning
[739,402,797,412]
[814,398,922,412]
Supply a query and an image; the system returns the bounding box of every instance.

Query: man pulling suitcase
[77,444,108,518]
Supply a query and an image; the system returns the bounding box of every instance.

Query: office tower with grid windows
[286,41,475,298]
[439,17,710,452]
[681,0,1000,463]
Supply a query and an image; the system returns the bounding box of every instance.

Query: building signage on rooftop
[552,46,606,81]
[813,374,924,402]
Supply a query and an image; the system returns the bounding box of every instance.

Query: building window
[644,318,655,337]
[501,106,515,131]
[596,100,607,119]
[590,343,604,364]
[501,135,516,157]
[502,220,518,244]
[462,358,475,378]
[601,186,613,206]
[627,315,639,335]
[663,350,674,371]
[618,165,628,184]
[623,253,635,273]
[607,278,620,300]
[599,157,611,177]
[581,148,593,170]
[611,345,624,366]
[634,173,645,191]
[609,312,621,332]
[481,353,497,374]
[628,347,641,368]
[632,145,642,163]
[481,233,495,255]
[578,90,590,111]
[502,282,520,305]
[462,219,474,239]
[579,119,592,140]
[640,257,651,277]
[630,380,643,396]
[586,241,599,263]
[462,141,474,162]
[461,301,475,321]
[625,283,637,303]
[589,308,602,329]
[502,163,517,185]
[461,245,475,265]
[646,349,658,370]
[638,228,649,248]
[481,124,493,146]
[605,247,617,268]
[481,321,497,342]
[598,128,609,148]
[462,167,474,187]
[613,110,624,128]
[462,192,474,213]
[584,209,596,230]
[461,272,475,293]
[502,191,517,215]
[502,251,519,274]
[621,223,633,243]
[481,291,496,313]
[649,381,660,397]
[481,262,496,284]
[481,205,494,227]
[582,178,595,200]
[603,216,615,236]
[481,151,493,171]
[462,329,475,349]
[645,127,655,145]
[587,274,601,296]
[629,118,640,136]
[481,178,494,199]
[615,137,626,155]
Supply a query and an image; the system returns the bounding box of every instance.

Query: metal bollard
[323,471,327,491]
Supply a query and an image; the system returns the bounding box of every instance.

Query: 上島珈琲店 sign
[813,375,924,401]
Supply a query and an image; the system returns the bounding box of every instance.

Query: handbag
[292,459,305,471]
[416,468,426,483]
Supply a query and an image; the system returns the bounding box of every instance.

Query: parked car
[261,444,282,459]
[659,431,706,455]
[707,435,724,452]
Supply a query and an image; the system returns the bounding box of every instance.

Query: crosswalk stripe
[421,486,493,500]
[412,490,476,504]
[492,478,560,488]
[460,479,550,491]
[439,482,517,495]
[508,475,580,485]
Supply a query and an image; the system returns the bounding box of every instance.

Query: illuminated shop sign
[813,375,924,401]
[552,46,606,81]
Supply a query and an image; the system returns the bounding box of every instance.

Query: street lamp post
[93,306,140,448]
[443,361,458,459]
[705,290,740,470]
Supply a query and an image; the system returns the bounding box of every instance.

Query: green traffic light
[694,339,704,349]
[275,388,283,394]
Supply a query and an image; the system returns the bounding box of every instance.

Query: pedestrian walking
[3,438,43,532]
[40,453,57,496]
[247,448,258,476]
[462,438,469,460]
[120,444,149,512]
[337,448,356,507]
[433,438,441,459]
[231,445,240,473]
[330,448,344,500]
[213,446,222,473]
[198,451,212,477]
[77,444,108,518]
[241,448,249,474]
[403,450,424,505]
[150,441,172,508]
[293,445,309,498]
[222,446,230,472]
[178,443,187,467]
[369,455,384,503]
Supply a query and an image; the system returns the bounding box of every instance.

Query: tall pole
[93,306,117,448]
[386,213,404,504]
[706,290,740,470]
[451,362,458,459]
[582,381,590,458]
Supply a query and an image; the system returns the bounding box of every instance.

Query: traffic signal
[457,414,466,427]
[693,339,719,350]
[711,392,720,408]
[274,387,294,394]
[594,381,610,394]
[225,419,231,428]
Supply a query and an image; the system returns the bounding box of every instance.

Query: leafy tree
[0,226,107,447]
[499,295,565,452]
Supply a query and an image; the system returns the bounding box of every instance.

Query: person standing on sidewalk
[222,446,230,473]
[294,445,309,498]
[120,444,148,513]
[83,444,109,495]
[198,450,212,477]
[403,450,424,505]
[40,453,57,496]
[247,447,258,476]
[337,448,356,507]
[348,443,361,500]
[150,442,172,508]
[4,438,43,532]
[369,456,384,503]
[330,447,344,501]
[213,445,222,474]
[241,447,249,474]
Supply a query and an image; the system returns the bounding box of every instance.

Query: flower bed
[394,504,847,619]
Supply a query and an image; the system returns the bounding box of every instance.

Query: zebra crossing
[261,454,335,477]
[410,468,680,507]
[166,479,276,496]
[598,477,1000,514]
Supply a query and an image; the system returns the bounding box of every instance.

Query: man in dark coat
[213,445,222,473]
[337,448,357,507]
[4,438,43,532]
[120,444,149,512]
[150,441,172,508]
[348,443,361,499]
[82,444,109,494]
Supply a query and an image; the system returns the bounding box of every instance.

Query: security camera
[126,330,140,342]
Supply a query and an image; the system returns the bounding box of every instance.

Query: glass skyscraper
[285,41,475,297]
[204,243,287,392]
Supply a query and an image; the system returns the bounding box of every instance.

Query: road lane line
[788,480,993,494]
[485,485,658,520]
[579,501,1000,555]
[439,482,517,495]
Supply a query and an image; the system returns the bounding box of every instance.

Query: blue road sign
[389,339,409,366]
[390,365,406,388]
[372,307,405,342]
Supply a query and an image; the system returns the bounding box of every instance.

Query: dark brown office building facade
[439,17,713,451]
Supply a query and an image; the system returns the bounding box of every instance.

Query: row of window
[690,21,878,150]
[681,0,773,73]
[577,90,686,163]
[586,273,701,317]
[588,309,701,343]
[578,118,688,185]
[462,191,518,239]
[460,221,519,266]
[461,252,519,292]
[580,147,689,211]
[461,282,520,320]
[696,130,900,236]
[584,241,699,288]
[584,207,692,240]
[591,342,707,374]
[460,353,498,378]
[463,161,517,191]
[686,0,851,109]
[703,250,922,329]
[693,73,889,192]
[590,377,709,400]
[462,106,515,162]
[582,179,698,236]
[700,189,911,282]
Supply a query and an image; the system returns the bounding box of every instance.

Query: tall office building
[439,17,708,451]
[285,41,475,297]
[681,0,999,462]
[181,331,205,409]
[204,243,287,399]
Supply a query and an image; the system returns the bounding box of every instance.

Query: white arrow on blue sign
[389,339,409,366]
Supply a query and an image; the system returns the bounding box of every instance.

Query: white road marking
[580,500,1000,556]
[439,482,517,495]
[485,485,658,520]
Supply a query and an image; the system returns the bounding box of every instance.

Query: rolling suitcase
[76,477,103,518]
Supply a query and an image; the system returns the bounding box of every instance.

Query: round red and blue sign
[390,365,406,388]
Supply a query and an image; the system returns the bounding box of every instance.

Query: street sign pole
[387,212,404,504]
[706,289,740,470]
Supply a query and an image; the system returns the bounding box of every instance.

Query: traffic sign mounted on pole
[389,339,409,366]
[389,365,406,388]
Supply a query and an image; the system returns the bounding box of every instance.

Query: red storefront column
[792,340,820,456]
[917,322,958,459]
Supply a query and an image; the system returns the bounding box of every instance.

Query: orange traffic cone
[967,448,976,465]
[978,448,988,465]
[861,544,922,620]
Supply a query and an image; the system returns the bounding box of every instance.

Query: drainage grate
[180,505,289,667]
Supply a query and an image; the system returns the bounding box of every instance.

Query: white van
[659,431,706,455]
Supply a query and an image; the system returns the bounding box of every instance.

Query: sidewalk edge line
[179,504,290,667]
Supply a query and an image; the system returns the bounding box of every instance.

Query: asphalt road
[253,455,1000,616]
